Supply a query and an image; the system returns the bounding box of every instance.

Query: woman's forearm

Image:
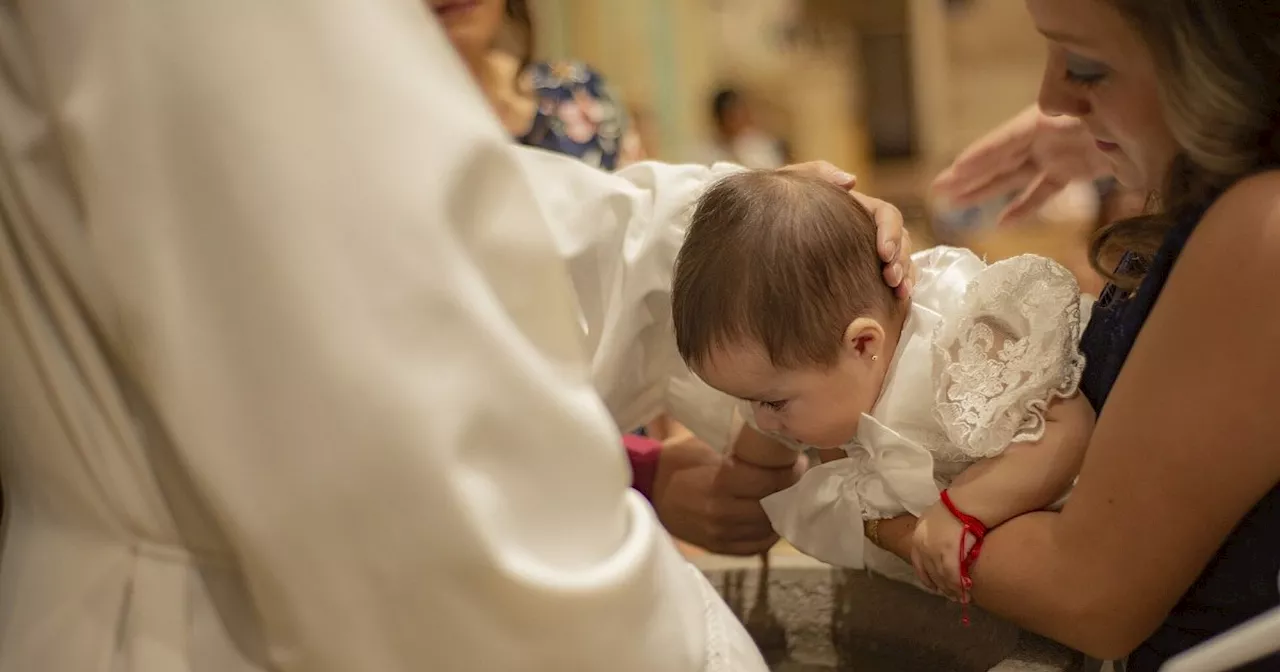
[967,513,1097,645]
[971,512,1172,659]
[870,511,1117,657]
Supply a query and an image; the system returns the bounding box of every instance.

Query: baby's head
[673,170,904,449]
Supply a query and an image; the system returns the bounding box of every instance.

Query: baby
[672,170,1095,600]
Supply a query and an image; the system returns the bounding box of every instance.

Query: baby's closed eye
[758,399,788,412]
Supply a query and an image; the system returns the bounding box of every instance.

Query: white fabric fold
[761,460,871,568]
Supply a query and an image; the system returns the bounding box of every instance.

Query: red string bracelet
[940,489,988,625]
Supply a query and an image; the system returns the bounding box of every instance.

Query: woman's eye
[760,400,788,412]
[1064,53,1109,87]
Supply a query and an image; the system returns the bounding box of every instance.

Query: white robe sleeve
[931,255,1087,459]
[517,149,745,446]
[17,3,763,671]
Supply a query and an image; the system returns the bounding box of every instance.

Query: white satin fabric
[0,4,761,672]
[760,248,1087,570]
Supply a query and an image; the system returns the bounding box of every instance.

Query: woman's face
[428,0,506,62]
[1026,0,1178,192]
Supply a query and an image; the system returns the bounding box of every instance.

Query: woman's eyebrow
[1039,27,1100,50]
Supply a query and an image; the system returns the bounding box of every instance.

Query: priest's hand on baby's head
[780,161,917,299]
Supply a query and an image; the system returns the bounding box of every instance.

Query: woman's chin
[1109,155,1165,195]
[1110,160,1146,192]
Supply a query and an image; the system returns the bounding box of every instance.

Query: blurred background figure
[431,0,641,170]
[699,87,790,169]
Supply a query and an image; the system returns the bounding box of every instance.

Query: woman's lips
[1095,140,1121,152]
[432,0,479,18]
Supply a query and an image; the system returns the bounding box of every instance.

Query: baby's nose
[752,407,782,434]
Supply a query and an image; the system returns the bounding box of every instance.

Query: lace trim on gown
[931,254,1087,460]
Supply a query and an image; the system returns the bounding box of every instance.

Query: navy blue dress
[1079,204,1280,671]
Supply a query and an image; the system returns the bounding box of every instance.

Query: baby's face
[696,341,884,450]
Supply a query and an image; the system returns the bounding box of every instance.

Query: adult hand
[782,161,918,298]
[932,105,1112,225]
[650,433,807,556]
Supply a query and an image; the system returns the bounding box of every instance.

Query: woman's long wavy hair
[1091,1,1280,290]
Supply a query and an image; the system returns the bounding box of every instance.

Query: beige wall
[893,0,1046,191]
[533,0,1045,187]
[786,48,872,187]
[934,1,1045,159]
[908,0,951,169]
[534,0,868,171]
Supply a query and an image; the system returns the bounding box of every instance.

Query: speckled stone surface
[695,553,1102,672]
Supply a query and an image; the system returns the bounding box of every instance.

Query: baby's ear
[842,317,887,359]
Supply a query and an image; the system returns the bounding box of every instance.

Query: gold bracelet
[865,518,882,548]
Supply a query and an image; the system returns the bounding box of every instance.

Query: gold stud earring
[872,355,879,362]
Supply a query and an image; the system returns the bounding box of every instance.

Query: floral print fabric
[518,61,627,171]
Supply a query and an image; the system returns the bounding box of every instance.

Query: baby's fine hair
[673,170,897,369]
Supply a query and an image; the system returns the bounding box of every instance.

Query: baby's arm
[946,393,1095,527]
[912,394,1095,598]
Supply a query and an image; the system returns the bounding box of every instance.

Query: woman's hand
[932,106,1112,225]
[782,161,918,298]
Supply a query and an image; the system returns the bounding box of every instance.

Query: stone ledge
[696,555,1101,672]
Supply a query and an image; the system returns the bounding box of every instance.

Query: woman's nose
[1038,52,1091,118]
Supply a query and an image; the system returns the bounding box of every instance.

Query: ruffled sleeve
[910,246,988,314]
[931,255,1087,459]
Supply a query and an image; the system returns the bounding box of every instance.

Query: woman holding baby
[850,1,1280,670]
[0,0,1275,670]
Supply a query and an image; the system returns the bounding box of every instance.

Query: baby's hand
[910,503,966,600]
